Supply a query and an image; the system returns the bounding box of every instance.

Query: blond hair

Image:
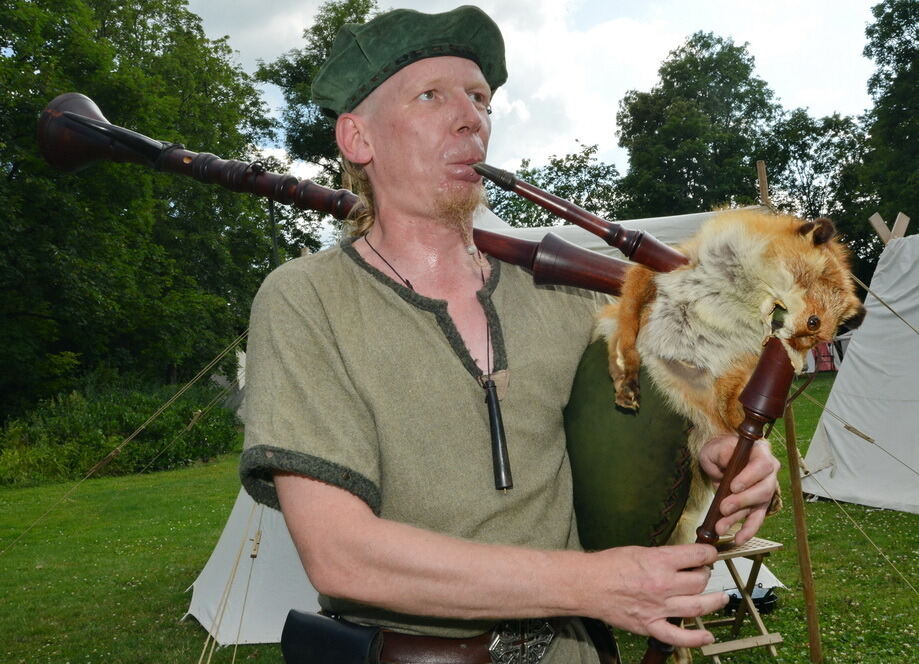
[341,156,376,238]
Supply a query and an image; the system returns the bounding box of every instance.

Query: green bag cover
[564,340,692,550]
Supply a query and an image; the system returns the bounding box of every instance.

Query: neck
[361,213,482,289]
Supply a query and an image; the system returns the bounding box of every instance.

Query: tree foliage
[486,143,620,227]
[616,32,781,218]
[762,109,884,284]
[256,0,377,182]
[0,373,240,485]
[767,110,867,220]
[0,0,297,418]
[3,0,913,427]
[859,0,918,238]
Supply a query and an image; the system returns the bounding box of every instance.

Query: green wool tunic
[240,237,608,662]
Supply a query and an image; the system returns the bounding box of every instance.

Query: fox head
[765,216,865,355]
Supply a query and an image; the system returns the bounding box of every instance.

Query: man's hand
[698,434,781,544]
[585,544,727,647]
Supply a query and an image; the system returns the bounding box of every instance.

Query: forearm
[276,472,727,647]
[278,473,586,620]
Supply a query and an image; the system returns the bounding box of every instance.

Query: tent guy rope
[0,330,249,557]
[798,456,918,597]
[229,506,266,664]
[797,391,918,477]
[137,377,240,476]
[850,273,919,336]
[198,499,259,664]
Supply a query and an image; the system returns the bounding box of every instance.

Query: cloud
[186,0,877,174]
[187,0,317,69]
[497,14,682,171]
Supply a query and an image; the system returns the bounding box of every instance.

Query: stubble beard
[434,184,488,248]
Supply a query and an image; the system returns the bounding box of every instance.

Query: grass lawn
[0,453,284,663]
[1,373,916,663]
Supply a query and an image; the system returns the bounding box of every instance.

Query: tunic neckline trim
[341,235,508,378]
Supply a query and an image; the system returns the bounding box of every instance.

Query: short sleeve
[239,263,381,513]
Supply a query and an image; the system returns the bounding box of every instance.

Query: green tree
[486,143,621,228]
[616,32,781,218]
[767,110,867,220]
[765,108,884,289]
[860,0,918,235]
[256,0,377,182]
[0,0,289,417]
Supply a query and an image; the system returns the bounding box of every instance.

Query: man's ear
[336,113,372,165]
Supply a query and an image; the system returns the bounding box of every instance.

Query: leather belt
[379,619,556,664]
[379,629,492,664]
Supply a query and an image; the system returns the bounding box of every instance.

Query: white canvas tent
[801,233,919,514]
[185,488,320,645]
[186,206,785,645]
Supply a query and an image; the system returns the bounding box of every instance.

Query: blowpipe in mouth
[472,162,517,191]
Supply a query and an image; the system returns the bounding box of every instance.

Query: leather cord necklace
[363,235,512,491]
[364,234,413,292]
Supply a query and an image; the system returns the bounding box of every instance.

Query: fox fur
[596,210,865,547]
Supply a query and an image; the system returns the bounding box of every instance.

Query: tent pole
[760,160,822,660]
[783,404,824,663]
[756,160,776,212]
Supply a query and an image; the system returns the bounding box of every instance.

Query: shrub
[0,375,241,485]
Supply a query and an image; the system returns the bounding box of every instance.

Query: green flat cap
[312,5,507,117]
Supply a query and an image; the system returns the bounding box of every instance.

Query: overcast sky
[186,0,879,176]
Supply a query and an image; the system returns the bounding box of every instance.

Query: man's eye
[418,90,435,101]
[468,91,492,114]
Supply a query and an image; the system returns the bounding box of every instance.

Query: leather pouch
[281,610,382,664]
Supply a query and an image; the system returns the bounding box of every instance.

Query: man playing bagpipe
[240,6,781,664]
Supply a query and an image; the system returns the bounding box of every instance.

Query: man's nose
[453,95,484,135]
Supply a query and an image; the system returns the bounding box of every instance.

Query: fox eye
[807,315,821,331]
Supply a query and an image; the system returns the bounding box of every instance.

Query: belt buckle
[489,619,555,664]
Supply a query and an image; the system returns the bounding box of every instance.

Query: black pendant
[484,378,512,491]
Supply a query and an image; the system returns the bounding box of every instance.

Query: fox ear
[842,302,866,330]
[798,217,836,246]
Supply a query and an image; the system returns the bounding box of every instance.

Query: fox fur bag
[596,210,865,544]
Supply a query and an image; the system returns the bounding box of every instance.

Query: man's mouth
[452,155,486,168]
[448,157,487,182]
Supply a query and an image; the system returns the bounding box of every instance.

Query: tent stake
[783,403,824,663]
